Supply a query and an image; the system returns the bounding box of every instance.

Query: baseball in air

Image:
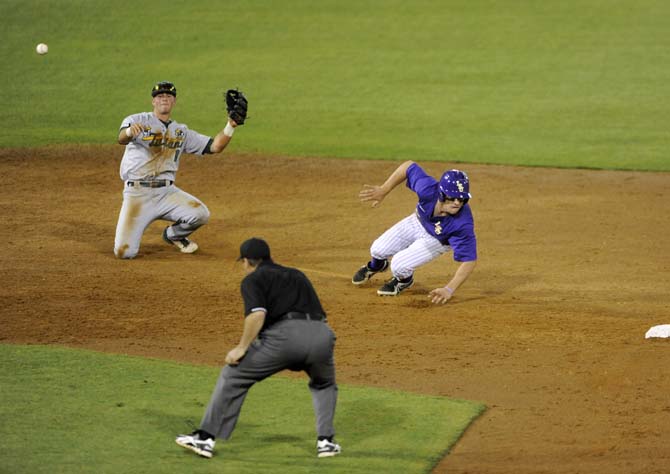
[36,43,49,55]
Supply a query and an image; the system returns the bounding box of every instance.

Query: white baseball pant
[370,213,450,279]
[114,184,210,259]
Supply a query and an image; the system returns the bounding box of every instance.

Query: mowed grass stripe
[0,344,484,474]
[2,0,668,170]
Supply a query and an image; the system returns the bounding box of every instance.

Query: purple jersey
[406,163,477,261]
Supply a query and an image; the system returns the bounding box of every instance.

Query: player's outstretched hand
[359,184,387,207]
[429,287,454,305]
[225,89,248,125]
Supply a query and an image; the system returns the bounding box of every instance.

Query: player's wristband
[444,286,454,295]
[223,122,235,137]
[125,127,133,138]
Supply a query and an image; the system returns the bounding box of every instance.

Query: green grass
[0,344,484,474]
[2,0,669,170]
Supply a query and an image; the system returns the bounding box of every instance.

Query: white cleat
[175,432,215,458]
[317,439,342,458]
[163,227,199,254]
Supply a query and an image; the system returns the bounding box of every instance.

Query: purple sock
[368,258,386,271]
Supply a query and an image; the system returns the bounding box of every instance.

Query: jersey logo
[142,130,185,149]
[434,222,442,235]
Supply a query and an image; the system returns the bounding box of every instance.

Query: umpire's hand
[225,346,247,365]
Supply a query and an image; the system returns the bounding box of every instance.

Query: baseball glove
[225,89,248,125]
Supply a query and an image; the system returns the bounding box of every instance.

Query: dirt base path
[2,145,669,473]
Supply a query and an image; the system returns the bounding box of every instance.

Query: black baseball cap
[151,81,177,97]
[238,237,271,260]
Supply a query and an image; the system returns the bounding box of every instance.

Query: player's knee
[309,379,336,391]
[198,207,211,225]
[114,244,138,259]
[370,240,389,259]
[390,259,414,279]
[187,206,210,226]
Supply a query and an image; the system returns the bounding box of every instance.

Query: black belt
[126,180,174,188]
[277,311,326,322]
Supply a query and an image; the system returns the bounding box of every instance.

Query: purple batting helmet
[438,169,471,202]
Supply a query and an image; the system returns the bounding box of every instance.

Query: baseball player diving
[352,161,477,304]
[113,81,248,259]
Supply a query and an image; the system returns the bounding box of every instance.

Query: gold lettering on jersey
[434,222,442,235]
[142,131,185,149]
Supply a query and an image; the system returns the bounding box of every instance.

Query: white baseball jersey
[119,112,212,181]
[114,112,213,259]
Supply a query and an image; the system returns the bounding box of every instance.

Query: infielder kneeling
[113,81,246,259]
[352,161,477,304]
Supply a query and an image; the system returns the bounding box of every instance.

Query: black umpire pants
[200,319,338,440]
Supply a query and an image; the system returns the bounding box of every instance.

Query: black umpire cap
[238,237,271,261]
[151,81,177,97]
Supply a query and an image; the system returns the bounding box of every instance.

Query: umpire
[176,237,341,459]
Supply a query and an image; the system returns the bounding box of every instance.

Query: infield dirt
[2,145,669,474]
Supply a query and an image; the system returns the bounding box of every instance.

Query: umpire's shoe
[377,276,414,296]
[317,438,342,458]
[352,260,389,285]
[163,226,199,254]
[175,431,215,458]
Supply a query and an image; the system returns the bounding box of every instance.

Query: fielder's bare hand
[126,123,143,138]
[429,287,454,305]
[118,123,144,145]
[359,184,388,207]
